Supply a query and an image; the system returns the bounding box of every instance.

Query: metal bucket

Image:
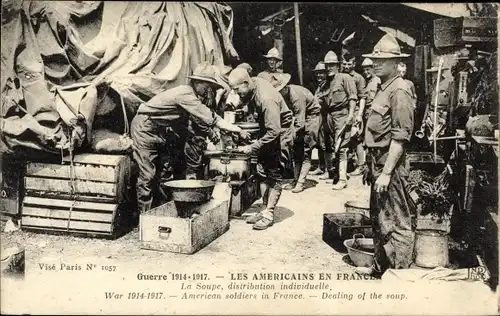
[414,229,449,268]
[343,234,375,268]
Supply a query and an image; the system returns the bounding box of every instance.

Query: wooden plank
[21,216,112,232]
[115,156,130,204]
[26,163,117,183]
[22,226,113,238]
[23,207,113,222]
[23,196,117,212]
[26,192,115,204]
[62,154,125,166]
[25,177,116,197]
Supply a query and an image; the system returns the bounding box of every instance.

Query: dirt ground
[1,169,371,273]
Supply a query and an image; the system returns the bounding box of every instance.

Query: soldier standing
[258,47,284,77]
[359,34,416,276]
[309,62,329,176]
[320,51,358,191]
[350,58,381,176]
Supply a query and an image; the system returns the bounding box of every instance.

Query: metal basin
[343,234,375,268]
[161,180,216,203]
[344,200,370,217]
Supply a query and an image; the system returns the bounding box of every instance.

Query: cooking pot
[161,180,215,203]
[205,150,252,181]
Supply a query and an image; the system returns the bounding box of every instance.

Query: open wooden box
[140,199,229,254]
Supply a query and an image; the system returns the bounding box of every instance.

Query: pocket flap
[371,103,389,116]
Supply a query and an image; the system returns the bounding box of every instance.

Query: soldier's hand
[238,145,253,155]
[239,130,251,141]
[374,173,391,193]
[209,130,220,145]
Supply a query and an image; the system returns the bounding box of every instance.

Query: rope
[120,94,129,136]
[66,125,77,231]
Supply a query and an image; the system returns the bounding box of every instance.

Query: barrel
[414,229,449,268]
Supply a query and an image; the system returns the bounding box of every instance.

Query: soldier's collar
[380,73,401,91]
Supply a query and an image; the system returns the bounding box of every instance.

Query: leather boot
[266,184,282,210]
[319,152,333,180]
[332,150,348,190]
[293,161,311,193]
[259,181,269,206]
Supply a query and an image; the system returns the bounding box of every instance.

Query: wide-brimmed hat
[324,51,339,64]
[188,63,223,88]
[313,62,326,72]
[362,34,410,59]
[263,47,282,60]
[361,58,373,67]
[257,72,291,91]
[236,62,253,75]
[228,68,251,87]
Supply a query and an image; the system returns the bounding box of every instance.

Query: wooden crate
[24,154,130,203]
[20,196,129,238]
[416,205,453,233]
[140,200,229,254]
[21,154,132,238]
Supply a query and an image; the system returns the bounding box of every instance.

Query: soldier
[258,47,283,77]
[342,57,367,177]
[309,62,329,176]
[397,62,416,107]
[350,58,381,176]
[358,34,416,276]
[131,64,246,214]
[320,51,358,191]
[258,72,321,193]
[228,68,294,230]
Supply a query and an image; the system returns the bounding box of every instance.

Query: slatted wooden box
[140,199,229,254]
[24,154,129,203]
[21,154,131,238]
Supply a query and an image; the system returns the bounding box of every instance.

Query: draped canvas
[1,1,239,155]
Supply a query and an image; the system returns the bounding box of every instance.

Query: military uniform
[246,77,294,207]
[350,70,367,100]
[315,80,330,154]
[131,85,221,212]
[283,84,321,188]
[364,73,416,271]
[324,73,358,152]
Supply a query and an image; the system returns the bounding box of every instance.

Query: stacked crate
[21,154,131,238]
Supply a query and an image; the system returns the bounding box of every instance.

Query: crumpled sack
[3,219,19,233]
[90,129,133,153]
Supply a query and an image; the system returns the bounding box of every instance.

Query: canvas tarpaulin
[0,0,239,156]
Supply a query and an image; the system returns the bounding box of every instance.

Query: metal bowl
[343,235,375,268]
[344,200,370,217]
[161,180,216,203]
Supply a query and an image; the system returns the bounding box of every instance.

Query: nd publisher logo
[468,266,489,281]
